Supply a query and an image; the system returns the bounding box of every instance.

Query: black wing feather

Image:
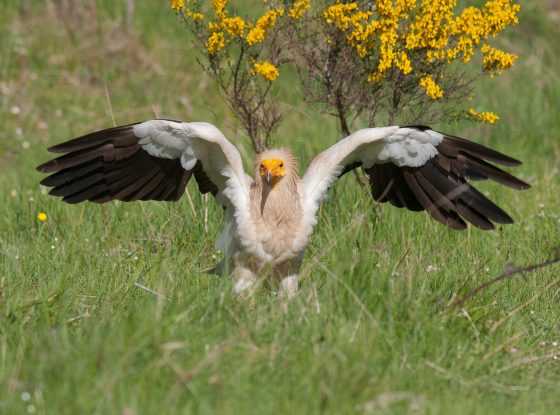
[366,129,529,230]
[37,123,218,204]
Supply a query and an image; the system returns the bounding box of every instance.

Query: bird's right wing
[37,119,252,209]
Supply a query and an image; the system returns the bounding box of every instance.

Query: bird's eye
[279,162,284,167]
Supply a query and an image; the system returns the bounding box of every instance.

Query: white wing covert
[300,125,529,236]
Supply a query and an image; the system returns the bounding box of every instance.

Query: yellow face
[259,159,286,184]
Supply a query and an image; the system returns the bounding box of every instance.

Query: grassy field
[1,2,560,414]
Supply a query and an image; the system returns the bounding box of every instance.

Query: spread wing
[301,125,530,233]
[37,120,251,207]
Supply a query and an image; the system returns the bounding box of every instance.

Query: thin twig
[203,193,209,234]
[482,332,525,361]
[495,352,559,374]
[449,252,560,309]
[184,187,198,220]
[134,282,167,300]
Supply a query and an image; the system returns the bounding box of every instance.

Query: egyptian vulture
[37,120,529,296]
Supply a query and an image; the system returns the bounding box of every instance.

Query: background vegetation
[1,1,559,414]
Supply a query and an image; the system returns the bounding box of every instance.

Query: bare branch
[448,250,560,309]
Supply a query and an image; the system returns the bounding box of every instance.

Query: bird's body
[248,172,303,261]
[215,148,306,294]
[37,120,530,297]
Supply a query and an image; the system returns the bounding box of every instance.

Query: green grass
[1,2,560,414]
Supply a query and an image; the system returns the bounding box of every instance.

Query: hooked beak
[264,170,273,185]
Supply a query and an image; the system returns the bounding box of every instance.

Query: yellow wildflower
[323,3,375,58]
[252,61,279,81]
[247,28,265,46]
[406,0,455,51]
[395,51,413,74]
[170,0,185,11]
[246,8,284,46]
[185,10,205,21]
[289,0,311,20]
[377,28,398,72]
[37,212,47,222]
[204,3,245,53]
[367,72,384,83]
[323,3,360,30]
[207,31,226,54]
[419,75,444,99]
[468,108,499,124]
[347,16,379,58]
[213,0,228,18]
[222,16,246,37]
[483,0,520,33]
[481,44,517,72]
[406,0,520,66]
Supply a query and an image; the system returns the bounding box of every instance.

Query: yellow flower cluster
[252,61,280,81]
[221,16,246,36]
[396,52,412,74]
[323,3,375,58]
[323,1,417,78]
[323,3,362,31]
[289,0,311,20]
[323,0,519,82]
[204,1,248,54]
[484,0,520,33]
[246,8,284,46]
[170,1,520,107]
[178,1,285,79]
[468,108,500,124]
[481,44,517,73]
[170,0,185,11]
[419,75,444,100]
[37,212,47,222]
[185,10,204,21]
[207,31,226,54]
[213,0,228,19]
[200,1,286,53]
[171,0,204,20]
[408,0,520,64]
[406,0,455,52]
[375,0,418,79]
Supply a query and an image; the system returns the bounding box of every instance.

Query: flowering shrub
[171,0,519,150]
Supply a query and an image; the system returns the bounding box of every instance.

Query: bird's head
[256,149,298,187]
[259,158,286,185]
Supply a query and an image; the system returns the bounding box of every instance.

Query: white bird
[37,120,529,296]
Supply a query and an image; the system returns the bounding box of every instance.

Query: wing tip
[47,143,69,154]
[517,180,531,190]
[36,161,56,173]
[495,213,515,225]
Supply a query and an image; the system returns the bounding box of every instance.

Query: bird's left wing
[37,119,251,206]
[301,126,529,236]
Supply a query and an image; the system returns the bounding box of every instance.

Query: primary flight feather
[37,120,529,296]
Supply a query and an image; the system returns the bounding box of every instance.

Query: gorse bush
[170,0,520,151]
